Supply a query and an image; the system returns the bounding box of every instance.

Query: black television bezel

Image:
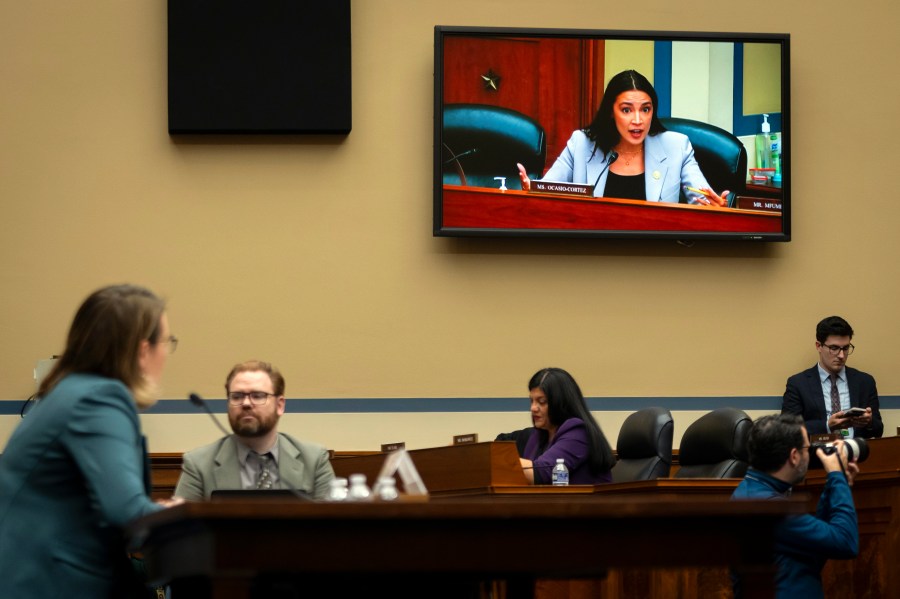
[433,25,791,242]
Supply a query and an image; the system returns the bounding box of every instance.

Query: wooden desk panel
[441,185,782,233]
[331,441,527,493]
[148,437,900,598]
[129,496,800,599]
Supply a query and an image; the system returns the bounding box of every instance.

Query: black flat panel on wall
[168,0,351,134]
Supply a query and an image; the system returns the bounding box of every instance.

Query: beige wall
[2,0,899,453]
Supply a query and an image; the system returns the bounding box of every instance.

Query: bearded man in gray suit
[175,360,334,500]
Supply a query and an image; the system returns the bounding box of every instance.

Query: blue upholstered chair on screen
[674,407,752,479]
[611,407,674,483]
[659,117,748,207]
[442,103,546,190]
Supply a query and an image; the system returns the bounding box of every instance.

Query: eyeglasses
[822,343,854,356]
[227,391,274,405]
[160,335,178,353]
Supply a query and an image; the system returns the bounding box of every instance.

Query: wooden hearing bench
[143,437,900,598]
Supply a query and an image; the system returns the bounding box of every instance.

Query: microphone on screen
[592,150,619,191]
[188,392,231,437]
[442,147,479,165]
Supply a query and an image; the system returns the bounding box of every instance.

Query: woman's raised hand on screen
[699,187,729,207]
[516,163,532,191]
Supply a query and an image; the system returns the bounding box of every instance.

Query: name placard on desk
[453,433,478,445]
[381,442,406,453]
[532,181,594,197]
[734,196,782,212]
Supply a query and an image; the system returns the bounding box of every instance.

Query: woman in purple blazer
[519,367,615,485]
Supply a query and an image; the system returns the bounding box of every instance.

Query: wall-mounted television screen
[433,26,790,241]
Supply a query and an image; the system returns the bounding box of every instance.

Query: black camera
[808,437,870,469]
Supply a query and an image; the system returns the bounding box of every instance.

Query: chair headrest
[617,407,674,462]
[658,117,747,195]
[443,104,545,159]
[679,407,751,466]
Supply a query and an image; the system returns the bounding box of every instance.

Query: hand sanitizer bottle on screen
[755,114,772,170]
[552,459,569,486]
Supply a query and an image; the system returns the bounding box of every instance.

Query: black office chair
[442,103,546,190]
[674,407,751,479]
[659,117,747,206]
[611,407,674,483]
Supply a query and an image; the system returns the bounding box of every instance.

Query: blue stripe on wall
[654,41,672,117]
[6,396,900,416]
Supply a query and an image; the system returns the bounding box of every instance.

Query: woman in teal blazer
[0,285,181,599]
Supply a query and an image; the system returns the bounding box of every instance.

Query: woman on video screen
[517,69,729,206]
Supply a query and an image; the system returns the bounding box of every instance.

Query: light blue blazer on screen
[541,129,713,203]
[0,373,161,599]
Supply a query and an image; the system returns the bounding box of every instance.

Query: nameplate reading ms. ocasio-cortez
[531,181,594,197]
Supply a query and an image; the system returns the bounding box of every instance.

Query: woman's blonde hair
[38,284,167,409]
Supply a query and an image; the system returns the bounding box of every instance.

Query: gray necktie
[255,452,274,490]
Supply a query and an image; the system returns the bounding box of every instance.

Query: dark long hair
[528,367,615,473]
[586,69,666,156]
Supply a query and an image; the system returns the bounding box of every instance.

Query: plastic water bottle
[347,473,372,501]
[374,476,399,501]
[326,477,349,501]
[552,458,569,486]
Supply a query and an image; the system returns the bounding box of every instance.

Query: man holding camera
[731,413,859,598]
[782,315,883,438]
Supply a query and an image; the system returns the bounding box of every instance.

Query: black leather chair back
[442,103,546,190]
[674,407,751,479]
[659,117,747,204]
[612,407,674,483]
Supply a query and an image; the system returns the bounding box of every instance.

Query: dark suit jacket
[782,365,883,438]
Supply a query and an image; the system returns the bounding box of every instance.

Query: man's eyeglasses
[227,391,274,405]
[823,343,854,356]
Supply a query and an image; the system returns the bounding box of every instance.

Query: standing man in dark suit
[175,360,335,500]
[782,316,883,439]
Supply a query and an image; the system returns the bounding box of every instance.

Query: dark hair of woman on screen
[518,367,615,484]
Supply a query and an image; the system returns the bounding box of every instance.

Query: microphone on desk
[189,392,232,437]
[592,151,619,192]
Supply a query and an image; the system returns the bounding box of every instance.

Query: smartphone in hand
[843,407,867,417]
